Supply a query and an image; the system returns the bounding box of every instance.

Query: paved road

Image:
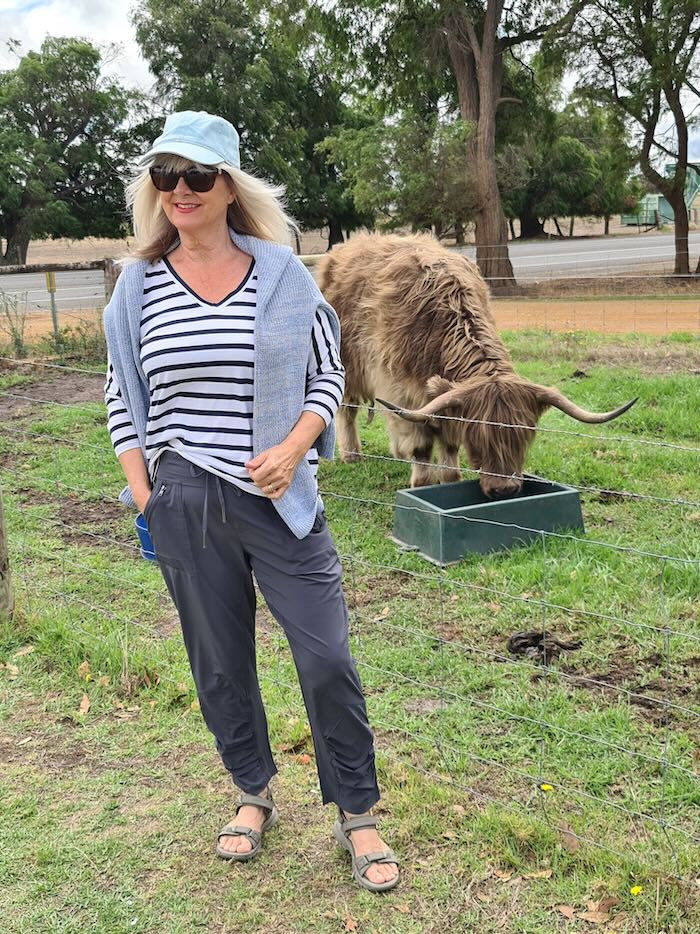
[1,232,698,312]
[454,231,700,279]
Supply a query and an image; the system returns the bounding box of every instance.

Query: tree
[320,1,587,288]
[559,98,639,235]
[0,37,140,265]
[133,0,368,246]
[556,0,700,274]
[500,96,638,238]
[319,108,475,239]
[502,135,600,237]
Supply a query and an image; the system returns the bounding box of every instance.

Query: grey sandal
[216,790,279,861]
[333,807,400,892]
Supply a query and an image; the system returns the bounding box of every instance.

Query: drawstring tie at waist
[193,463,227,549]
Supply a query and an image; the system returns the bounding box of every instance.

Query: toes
[366,863,398,885]
[220,835,252,853]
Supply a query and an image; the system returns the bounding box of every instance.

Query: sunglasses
[149,165,222,192]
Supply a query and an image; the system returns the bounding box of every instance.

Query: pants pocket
[309,509,326,535]
[146,480,194,572]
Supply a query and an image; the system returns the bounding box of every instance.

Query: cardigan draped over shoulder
[103,229,342,539]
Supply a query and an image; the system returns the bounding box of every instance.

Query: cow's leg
[410,440,436,487]
[337,399,362,462]
[387,418,435,486]
[436,442,462,484]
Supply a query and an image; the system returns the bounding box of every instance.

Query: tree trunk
[667,191,690,274]
[446,6,515,289]
[2,223,31,266]
[455,218,466,245]
[508,217,516,240]
[0,487,13,622]
[637,87,690,275]
[327,217,344,251]
[519,208,545,239]
[553,217,564,237]
[569,216,575,237]
[604,214,610,235]
[1,191,33,266]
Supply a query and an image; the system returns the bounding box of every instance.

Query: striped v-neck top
[104,255,344,496]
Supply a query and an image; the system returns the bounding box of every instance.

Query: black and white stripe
[105,256,344,496]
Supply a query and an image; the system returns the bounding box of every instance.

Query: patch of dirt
[557,648,700,729]
[403,697,447,715]
[492,297,699,336]
[345,570,415,611]
[0,370,104,421]
[56,496,127,545]
[151,613,180,639]
[16,486,133,552]
[582,344,700,374]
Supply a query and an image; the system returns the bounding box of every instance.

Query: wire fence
[2,239,699,342]
[1,355,699,886]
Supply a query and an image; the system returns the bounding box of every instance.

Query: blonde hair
[125,154,298,263]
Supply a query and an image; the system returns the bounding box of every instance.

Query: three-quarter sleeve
[104,356,140,456]
[304,307,345,426]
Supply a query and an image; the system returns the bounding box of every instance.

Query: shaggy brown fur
[319,232,634,495]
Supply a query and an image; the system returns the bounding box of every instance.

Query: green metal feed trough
[392,476,584,565]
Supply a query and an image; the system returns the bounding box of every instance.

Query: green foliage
[559,98,643,218]
[549,0,700,268]
[0,37,143,264]
[318,108,474,236]
[0,289,28,357]
[500,88,640,234]
[133,0,369,238]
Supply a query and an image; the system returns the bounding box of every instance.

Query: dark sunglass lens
[149,167,178,191]
[184,169,218,192]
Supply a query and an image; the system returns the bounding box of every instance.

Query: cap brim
[138,141,229,167]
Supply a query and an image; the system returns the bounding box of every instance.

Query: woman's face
[157,161,235,237]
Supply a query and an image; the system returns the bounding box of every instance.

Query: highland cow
[318,233,636,497]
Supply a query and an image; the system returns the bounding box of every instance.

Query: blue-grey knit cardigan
[102,229,342,539]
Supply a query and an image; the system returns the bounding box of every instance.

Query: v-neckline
[163,255,255,307]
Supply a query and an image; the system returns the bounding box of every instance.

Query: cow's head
[378,375,637,498]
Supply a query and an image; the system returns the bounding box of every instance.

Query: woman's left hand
[245,444,302,499]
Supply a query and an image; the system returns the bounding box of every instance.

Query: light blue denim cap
[139,110,240,169]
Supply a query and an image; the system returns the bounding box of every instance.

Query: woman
[102,111,399,892]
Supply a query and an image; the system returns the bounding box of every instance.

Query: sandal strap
[218,824,262,845]
[340,814,378,832]
[355,850,399,877]
[238,792,274,813]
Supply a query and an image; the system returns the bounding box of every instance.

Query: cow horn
[534,385,638,423]
[376,389,468,423]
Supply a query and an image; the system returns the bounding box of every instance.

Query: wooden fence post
[104,258,120,302]
[0,485,13,621]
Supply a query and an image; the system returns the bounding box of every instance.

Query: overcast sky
[1,0,698,160]
[0,0,154,90]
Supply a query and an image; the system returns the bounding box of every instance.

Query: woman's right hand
[133,486,153,516]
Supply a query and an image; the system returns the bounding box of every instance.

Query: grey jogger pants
[143,449,380,813]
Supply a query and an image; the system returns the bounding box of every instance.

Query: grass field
[0,328,699,933]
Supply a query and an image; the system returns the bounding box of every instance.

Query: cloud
[0,0,154,90]
[690,134,700,161]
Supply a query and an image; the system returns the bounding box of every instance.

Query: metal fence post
[0,485,13,621]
